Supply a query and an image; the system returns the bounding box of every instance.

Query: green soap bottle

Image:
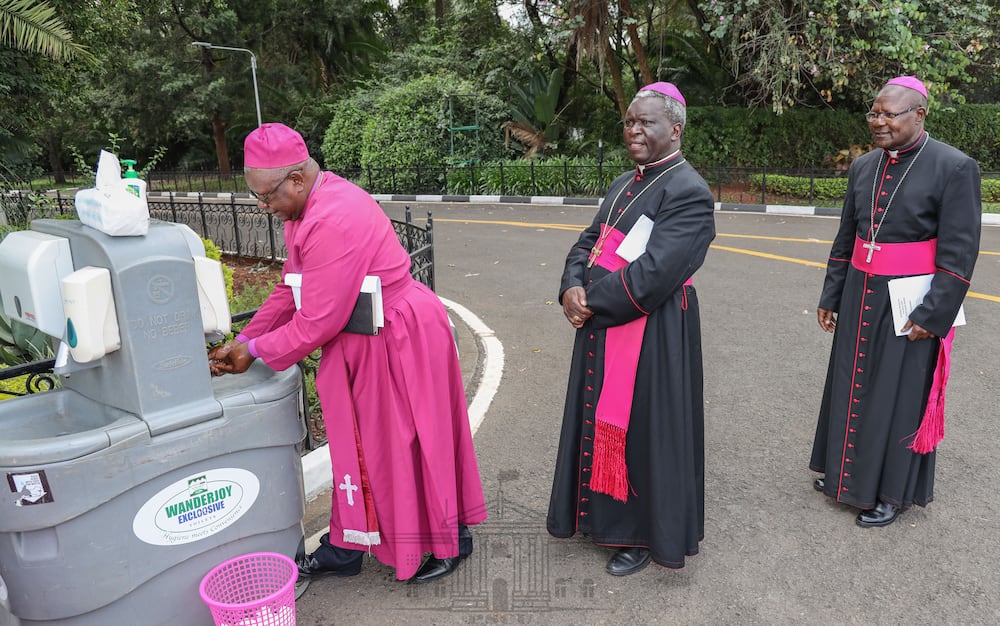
[120,159,147,200]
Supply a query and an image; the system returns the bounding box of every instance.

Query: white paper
[283,273,302,309]
[615,214,654,262]
[285,273,382,330]
[361,275,384,328]
[74,151,149,236]
[887,274,966,336]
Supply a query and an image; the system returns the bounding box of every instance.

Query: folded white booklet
[360,275,384,329]
[616,214,654,262]
[283,273,384,335]
[887,274,966,336]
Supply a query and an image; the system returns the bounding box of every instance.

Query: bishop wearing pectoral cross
[813,75,981,530]
[549,81,716,577]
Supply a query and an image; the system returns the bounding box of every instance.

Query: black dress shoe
[295,554,362,578]
[813,477,825,492]
[605,547,651,576]
[411,555,467,583]
[856,501,902,528]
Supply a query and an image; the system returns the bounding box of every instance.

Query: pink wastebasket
[199,552,298,626]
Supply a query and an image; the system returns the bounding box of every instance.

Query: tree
[696,0,996,112]
[0,0,91,61]
[502,67,566,158]
[0,0,94,178]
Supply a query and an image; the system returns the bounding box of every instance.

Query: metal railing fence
[22,163,1000,207]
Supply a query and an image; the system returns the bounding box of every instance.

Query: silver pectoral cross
[863,241,881,263]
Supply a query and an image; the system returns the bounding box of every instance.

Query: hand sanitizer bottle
[120,158,147,200]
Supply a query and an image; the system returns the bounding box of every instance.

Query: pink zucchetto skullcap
[639,81,686,107]
[885,75,928,99]
[244,123,310,169]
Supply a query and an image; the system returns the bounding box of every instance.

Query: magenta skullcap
[244,123,310,169]
[885,75,928,98]
[639,81,686,107]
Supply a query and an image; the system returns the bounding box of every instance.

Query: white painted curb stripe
[766,204,816,215]
[438,297,505,437]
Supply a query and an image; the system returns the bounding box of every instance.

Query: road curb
[143,192,1000,223]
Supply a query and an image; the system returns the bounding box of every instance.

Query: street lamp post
[191,41,262,127]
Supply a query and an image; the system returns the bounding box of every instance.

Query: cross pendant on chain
[587,242,603,268]
[863,241,881,263]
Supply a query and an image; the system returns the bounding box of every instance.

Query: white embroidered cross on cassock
[339,474,358,506]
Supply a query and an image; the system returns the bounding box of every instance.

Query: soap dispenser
[120,159,147,200]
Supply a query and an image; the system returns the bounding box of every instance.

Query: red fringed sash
[588,224,691,501]
[592,317,646,502]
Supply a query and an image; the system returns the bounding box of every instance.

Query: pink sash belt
[590,224,693,500]
[851,236,936,275]
[849,236,951,455]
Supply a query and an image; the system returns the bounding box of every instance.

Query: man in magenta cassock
[208,123,486,582]
[812,76,981,527]
[547,83,716,576]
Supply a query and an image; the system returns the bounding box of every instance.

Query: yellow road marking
[432,217,999,302]
[708,244,827,269]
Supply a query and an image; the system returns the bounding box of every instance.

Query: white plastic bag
[74,150,149,236]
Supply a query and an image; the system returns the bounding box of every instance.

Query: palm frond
[0,0,93,62]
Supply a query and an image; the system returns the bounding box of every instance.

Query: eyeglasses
[623,118,658,129]
[249,170,300,205]
[865,107,919,122]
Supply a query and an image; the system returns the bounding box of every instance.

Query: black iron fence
[26,163,858,205]
[0,198,435,451]
[1,192,435,288]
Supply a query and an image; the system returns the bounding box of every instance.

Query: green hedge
[325,101,999,174]
[445,158,620,196]
[751,174,1000,204]
[684,104,1000,171]
[747,174,849,201]
[982,179,1000,203]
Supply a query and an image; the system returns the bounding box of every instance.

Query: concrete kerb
[145,192,1000,224]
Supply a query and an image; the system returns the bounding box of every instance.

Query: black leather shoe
[605,547,651,576]
[295,554,362,578]
[814,477,825,492]
[411,555,467,583]
[856,501,902,528]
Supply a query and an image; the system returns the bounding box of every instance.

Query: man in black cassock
[812,75,981,527]
[547,82,716,576]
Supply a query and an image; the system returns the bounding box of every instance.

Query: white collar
[637,149,681,174]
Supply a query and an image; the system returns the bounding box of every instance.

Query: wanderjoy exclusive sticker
[132,468,260,545]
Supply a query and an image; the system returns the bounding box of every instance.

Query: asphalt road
[295,202,1000,625]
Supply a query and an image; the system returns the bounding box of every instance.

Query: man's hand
[901,320,937,342]
[562,286,594,329]
[208,341,254,376]
[817,308,837,333]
